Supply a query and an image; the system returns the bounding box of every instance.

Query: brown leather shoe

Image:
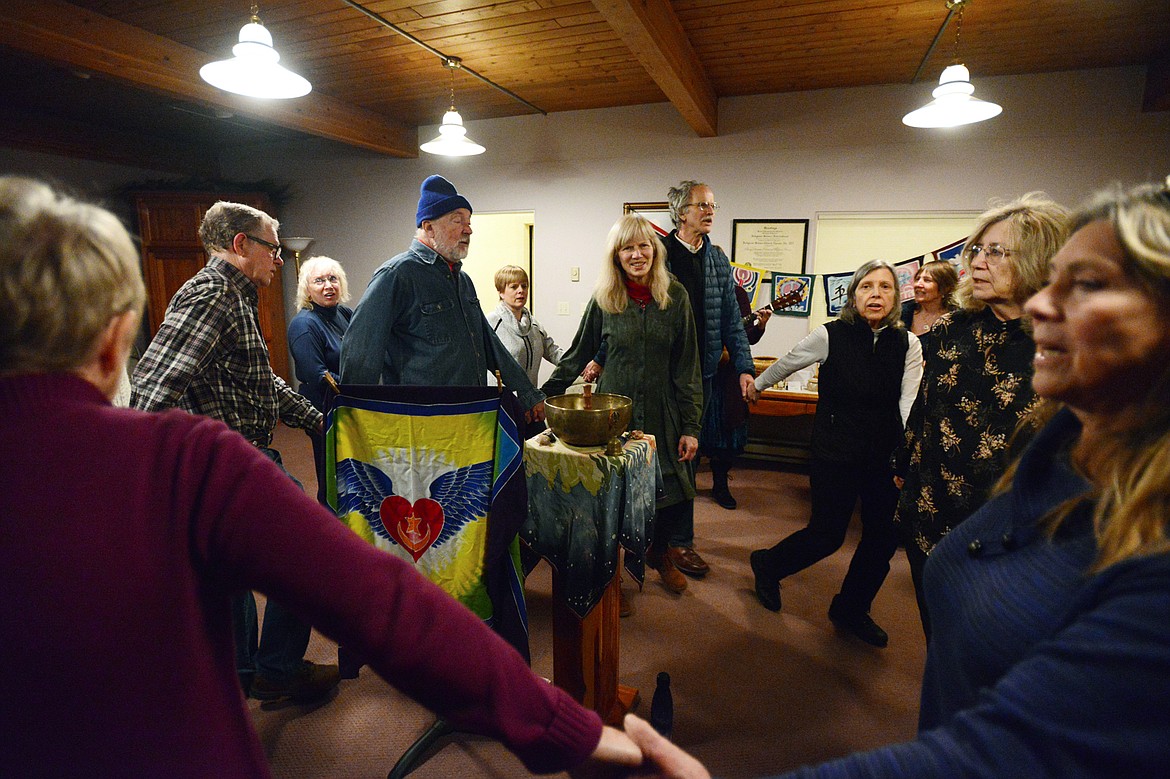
[656,555,687,594]
[251,661,340,703]
[667,546,710,578]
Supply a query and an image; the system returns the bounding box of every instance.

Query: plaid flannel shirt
[131,256,321,445]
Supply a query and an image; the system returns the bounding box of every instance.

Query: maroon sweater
[0,373,601,777]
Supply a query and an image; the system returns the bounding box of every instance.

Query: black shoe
[251,661,340,702]
[828,599,888,648]
[750,550,781,612]
[338,645,363,680]
[711,483,737,510]
[711,471,737,510]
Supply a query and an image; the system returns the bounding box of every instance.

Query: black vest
[812,318,909,465]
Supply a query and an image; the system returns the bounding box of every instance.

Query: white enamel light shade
[902,64,1002,128]
[200,19,311,99]
[420,109,486,156]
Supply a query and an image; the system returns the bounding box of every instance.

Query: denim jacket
[340,240,543,409]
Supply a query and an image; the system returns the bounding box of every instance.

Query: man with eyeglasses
[340,175,545,421]
[669,180,758,570]
[132,200,339,704]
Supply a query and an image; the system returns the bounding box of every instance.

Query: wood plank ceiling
[0,0,1167,172]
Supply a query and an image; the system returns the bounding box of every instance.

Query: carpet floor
[254,424,927,778]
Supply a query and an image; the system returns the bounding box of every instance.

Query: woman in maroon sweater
[0,176,644,777]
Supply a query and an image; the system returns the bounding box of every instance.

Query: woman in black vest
[748,260,923,647]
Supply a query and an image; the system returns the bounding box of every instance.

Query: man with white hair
[340,175,545,422]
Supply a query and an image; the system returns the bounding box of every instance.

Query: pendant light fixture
[903,0,1001,129]
[200,4,311,99]
[420,57,486,157]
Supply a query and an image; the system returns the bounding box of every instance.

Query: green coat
[543,280,703,506]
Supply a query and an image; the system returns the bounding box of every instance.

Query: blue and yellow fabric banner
[326,385,529,660]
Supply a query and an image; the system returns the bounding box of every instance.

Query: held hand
[621,714,711,779]
[739,374,758,403]
[677,435,699,462]
[756,309,772,326]
[568,725,643,778]
[893,475,905,490]
[528,401,546,424]
[582,360,603,382]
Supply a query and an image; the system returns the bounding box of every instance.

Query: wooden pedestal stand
[551,569,639,724]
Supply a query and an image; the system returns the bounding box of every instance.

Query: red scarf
[624,278,653,308]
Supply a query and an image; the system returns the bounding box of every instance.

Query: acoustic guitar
[742,286,806,328]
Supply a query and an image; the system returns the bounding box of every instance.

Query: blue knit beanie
[416,175,472,227]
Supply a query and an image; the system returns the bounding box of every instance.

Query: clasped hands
[574,714,711,779]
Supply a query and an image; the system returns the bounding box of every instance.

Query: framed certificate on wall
[732,219,808,274]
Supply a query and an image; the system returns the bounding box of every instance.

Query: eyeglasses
[964,243,1015,263]
[310,275,340,286]
[244,234,282,258]
[685,201,719,213]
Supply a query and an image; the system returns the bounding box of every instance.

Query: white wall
[221,66,1170,361]
[5,66,1168,363]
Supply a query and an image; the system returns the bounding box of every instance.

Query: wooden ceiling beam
[589,0,718,136]
[0,0,417,158]
[0,108,219,177]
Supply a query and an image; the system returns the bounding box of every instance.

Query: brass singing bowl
[545,392,633,454]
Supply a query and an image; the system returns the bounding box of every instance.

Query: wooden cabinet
[746,389,817,465]
[134,192,290,381]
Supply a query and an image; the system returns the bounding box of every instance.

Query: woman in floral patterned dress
[893,193,1069,639]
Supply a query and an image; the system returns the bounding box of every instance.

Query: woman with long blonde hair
[543,214,702,597]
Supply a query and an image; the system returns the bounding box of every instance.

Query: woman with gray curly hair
[288,254,353,503]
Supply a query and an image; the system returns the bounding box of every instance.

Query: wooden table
[752,387,819,418]
[522,434,657,724]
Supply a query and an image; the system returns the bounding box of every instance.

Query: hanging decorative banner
[823,270,854,316]
[769,274,814,317]
[894,256,923,302]
[730,261,769,308]
[327,385,530,658]
[933,237,969,279]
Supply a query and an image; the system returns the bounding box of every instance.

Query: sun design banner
[730,261,768,308]
[326,385,529,659]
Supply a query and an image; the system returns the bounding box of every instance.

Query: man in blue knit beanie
[341,175,546,421]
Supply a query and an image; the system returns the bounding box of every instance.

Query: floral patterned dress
[894,307,1044,555]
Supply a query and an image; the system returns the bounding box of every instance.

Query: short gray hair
[198,201,278,256]
[0,176,145,373]
[667,180,707,228]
